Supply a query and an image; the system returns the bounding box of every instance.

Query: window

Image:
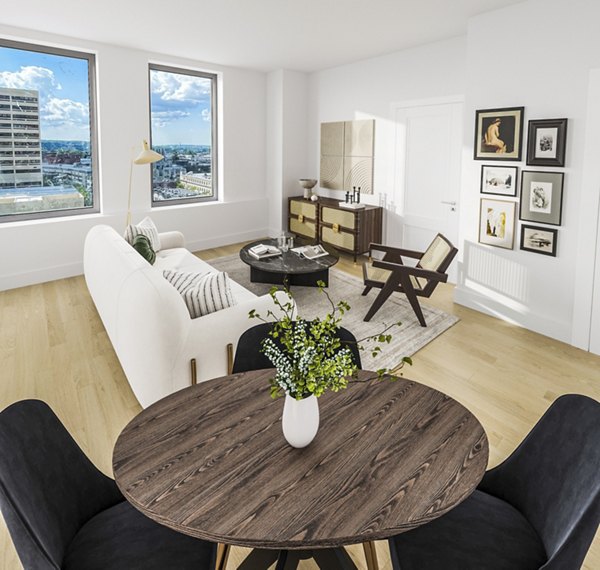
[0,39,98,222]
[149,64,218,205]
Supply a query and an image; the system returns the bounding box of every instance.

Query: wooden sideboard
[288,196,383,262]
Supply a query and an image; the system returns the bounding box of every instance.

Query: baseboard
[453,285,571,345]
[1,261,84,292]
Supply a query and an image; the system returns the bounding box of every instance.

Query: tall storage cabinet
[288,196,383,262]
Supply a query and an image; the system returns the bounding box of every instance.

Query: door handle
[441,200,457,211]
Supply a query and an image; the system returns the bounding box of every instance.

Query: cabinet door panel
[290,217,316,238]
[290,200,317,219]
[322,226,355,250]
[321,206,355,229]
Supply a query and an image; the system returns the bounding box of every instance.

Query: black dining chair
[388,394,600,570]
[232,322,362,373]
[0,399,218,570]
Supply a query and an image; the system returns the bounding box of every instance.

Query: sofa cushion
[124,217,161,251]
[184,272,236,318]
[132,234,156,265]
[162,269,208,294]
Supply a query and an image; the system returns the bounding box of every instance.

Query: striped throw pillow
[163,269,207,294]
[124,217,161,251]
[163,270,236,318]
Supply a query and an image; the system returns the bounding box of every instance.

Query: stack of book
[248,244,282,260]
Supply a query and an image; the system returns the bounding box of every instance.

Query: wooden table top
[113,370,488,549]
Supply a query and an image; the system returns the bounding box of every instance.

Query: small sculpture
[299,179,318,199]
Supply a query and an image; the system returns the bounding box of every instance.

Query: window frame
[148,63,219,207]
[0,38,99,223]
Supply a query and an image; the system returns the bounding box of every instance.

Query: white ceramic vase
[282,394,320,448]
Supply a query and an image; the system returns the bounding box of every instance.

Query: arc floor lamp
[126,139,163,226]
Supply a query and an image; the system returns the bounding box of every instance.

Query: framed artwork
[479,198,516,249]
[480,165,518,196]
[474,106,524,161]
[526,118,567,167]
[519,170,564,226]
[520,224,558,257]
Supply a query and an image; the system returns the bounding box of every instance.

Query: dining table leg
[215,543,230,570]
[362,541,379,570]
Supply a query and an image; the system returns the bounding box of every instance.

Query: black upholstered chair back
[0,400,123,570]
[233,322,362,374]
[479,394,600,569]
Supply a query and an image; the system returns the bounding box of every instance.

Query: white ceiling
[2,0,526,72]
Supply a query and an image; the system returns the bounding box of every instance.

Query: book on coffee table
[291,244,329,260]
[248,244,282,260]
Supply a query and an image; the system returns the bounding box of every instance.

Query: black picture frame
[480,165,518,196]
[519,170,564,226]
[526,118,567,167]
[474,106,524,161]
[520,224,558,257]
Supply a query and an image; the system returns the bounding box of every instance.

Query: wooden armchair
[362,233,458,326]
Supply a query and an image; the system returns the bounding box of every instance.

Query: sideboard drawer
[321,226,355,251]
[321,206,355,230]
[290,217,317,239]
[290,199,317,219]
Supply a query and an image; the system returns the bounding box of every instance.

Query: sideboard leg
[362,541,379,570]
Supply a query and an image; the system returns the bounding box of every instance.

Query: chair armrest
[369,243,423,259]
[159,231,185,250]
[372,259,448,283]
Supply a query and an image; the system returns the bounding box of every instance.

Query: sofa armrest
[159,231,185,250]
[174,291,294,391]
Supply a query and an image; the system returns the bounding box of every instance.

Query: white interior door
[391,99,463,283]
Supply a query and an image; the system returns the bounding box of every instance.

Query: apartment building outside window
[148,64,218,206]
[0,39,98,222]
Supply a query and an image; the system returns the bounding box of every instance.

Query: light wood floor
[1,241,599,570]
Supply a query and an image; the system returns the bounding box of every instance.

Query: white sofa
[84,224,287,408]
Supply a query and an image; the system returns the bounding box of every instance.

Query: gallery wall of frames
[474,107,567,258]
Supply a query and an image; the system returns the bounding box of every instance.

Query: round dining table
[113,369,489,570]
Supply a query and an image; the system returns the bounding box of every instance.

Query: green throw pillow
[132,234,156,265]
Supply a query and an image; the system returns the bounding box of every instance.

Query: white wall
[454,0,600,345]
[266,69,309,237]
[0,24,270,291]
[307,36,467,216]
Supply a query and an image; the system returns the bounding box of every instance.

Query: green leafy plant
[249,283,412,400]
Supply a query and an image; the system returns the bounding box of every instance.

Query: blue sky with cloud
[0,45,90,141]
[150,69,212,146]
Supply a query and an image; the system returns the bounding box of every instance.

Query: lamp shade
[133,140,163,165]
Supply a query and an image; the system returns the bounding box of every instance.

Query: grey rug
[211,255,459,371]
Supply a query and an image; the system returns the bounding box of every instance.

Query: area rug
[210,255,459,371]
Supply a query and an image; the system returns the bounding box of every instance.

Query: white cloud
[151,70,210,103]
[0,66,61,96]
[151,109,191,128]
[201,108,211,122]
[42,97,89,130]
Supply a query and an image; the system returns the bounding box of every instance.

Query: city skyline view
[0,44,91,141]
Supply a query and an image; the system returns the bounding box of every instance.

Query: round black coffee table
[240,239,338,289]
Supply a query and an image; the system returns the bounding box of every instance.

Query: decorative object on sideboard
[299,178,318,199]
[519,170,564,226]
[526,118,568,167]
[320,119,375,194]
[127,139,163,227]
[474,106,524,161]
[478,197,516,250]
